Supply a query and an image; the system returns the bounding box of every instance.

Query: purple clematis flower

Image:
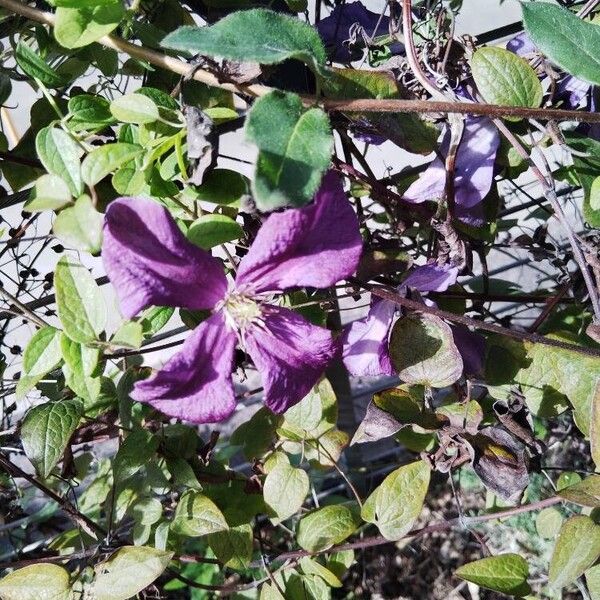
[316,1,403,63]
[402,116,500,217]
[342,263,458,377]
[103,172,363,423]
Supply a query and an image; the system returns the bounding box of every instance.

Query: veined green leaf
[54,1,125,49]
[549,516,600,589]
[522,2,600,86]
[25,174,72,212]
[53,194,103,254]
[171,490,229,537]
[297,503,361,552]
[110,93,160,124]
[162,9,326,74]
[16,326,62,399]
[263,461,309,522]
[92,546,173,600]
[187,214,243,249]
[21,399,83,478]
[361,460,430,540]
[15,42,69,88]
[0,563,72,600]
[246,90,332,210]
[54,256,106,343]
[81,142,142,186]
[471,47,543,112]
[455,554,530,596]
[36,126,83,197]
[389,313,463,388]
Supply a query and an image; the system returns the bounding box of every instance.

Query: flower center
[218,290,263,332]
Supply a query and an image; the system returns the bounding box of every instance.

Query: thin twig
[1,0,600,123]
[351,278,600,359]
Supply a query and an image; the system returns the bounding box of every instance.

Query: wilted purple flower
[402,116,499,215]
[316,1,402,62]
[342,263,458,377]
[103,172,363,423]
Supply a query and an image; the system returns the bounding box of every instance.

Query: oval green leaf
[0,563,72,600]
[21,399,83,479]
[549,515,600,589]
[522,2,600,86]
[55,256,107,343]
[246,90,333,210]
[455,554,530,596]
[92,546,173,600]
[35,127,83,197]
[471,47,543,111]
[361,460,430,541]
[389,313,463,388]
[81,142,143,186]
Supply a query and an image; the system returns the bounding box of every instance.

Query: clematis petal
[132,312,237,424]
[244,305,339,414]
[236,172,362,293]
[103,197,227,318]
[403,117,499,209]
[316,2,402,63]
[402,263,458,293]
[451,325,485,377]
[342,298,395,377]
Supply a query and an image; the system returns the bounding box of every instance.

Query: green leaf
[264,461,309,522]
[260,583,286,600]
[15,42,69,88]
[564,134,600,228]
[0,563,72,600]
[53,194,103,254]
[207,525,253,570]
[21,399,83,479]
[455,554,530,596]
[231,407,283,459]
[536,507,564,540]
[110,321,143,349]
[299,557,343,588]
[36,127,83,197]
[187,214,243,249]
[162,9,326,73]
[549,515,600,589]
[558,475,600,507]
[297,503,361,552]
[110,93,160,124]
[389,314,463,388]
[193,168,248,205]
[25,174,72,212]
[471,47,543,112]
[55,256,107,343]
[68,95,115,132]
[140,306,174,337]
[246,90,332,210]
[113,428,159,484]
[61,334,101,403]
[92,546,173,600]
[586,564,600,600]
[361,460,430,541]
[81,143,143,187]
[16,326,62,399]
[284,385,323,433]
[522,2,600,86]
[322,67,438,155]
[171,490,229,537]
[485,335,600,435]
[54,1,125,49]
